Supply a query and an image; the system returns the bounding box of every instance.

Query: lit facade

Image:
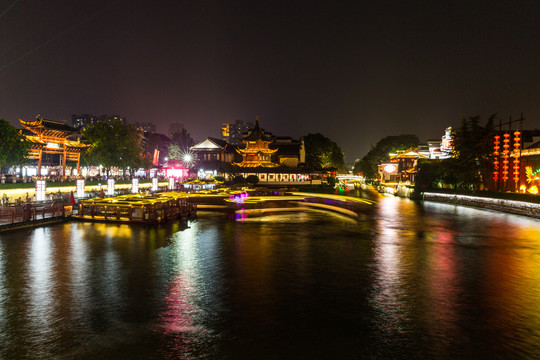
[20,116,89,177]
[191,137,236,172]
[71,114,126,129]
[222,119,253,145]
[234,119,278,167]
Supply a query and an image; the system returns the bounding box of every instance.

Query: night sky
[1,0,540,163]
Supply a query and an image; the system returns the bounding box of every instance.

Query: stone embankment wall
[422,192,540,219]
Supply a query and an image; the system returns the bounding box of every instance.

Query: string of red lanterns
[513,131,521,183]
[502,133,510,181]
[493,135,500,181]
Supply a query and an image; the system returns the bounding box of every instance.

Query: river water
[1,193,540,359]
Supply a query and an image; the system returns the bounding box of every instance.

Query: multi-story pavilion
[234,119,278,167]
[20,116,88,177]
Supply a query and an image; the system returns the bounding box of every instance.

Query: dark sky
[1,0,540,163]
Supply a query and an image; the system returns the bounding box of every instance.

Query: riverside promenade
[0,201,71,232]
[0,178,171,232]
[422,192,540,218]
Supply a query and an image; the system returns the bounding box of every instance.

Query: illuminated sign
[76,179,85,198]
[169,178,175,190]
[166,168,188,178]
[132,178,139,194]
[152,178,158,191]
[46,142,60,149]
[36,180,46,201]
[107,179,115,196]
[383,164,397,173]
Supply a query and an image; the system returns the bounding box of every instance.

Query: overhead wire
[0,0,119,72]
[0,0,81,59]
[0,0,20,20]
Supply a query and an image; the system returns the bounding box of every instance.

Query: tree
[450,114,496,190]
[303,133,346,171]
[0,119,29,173]
[170,128,194,152]
[246,175,259,186]
[82,120,151,175]
[415,158,460,190]
[355,134,418,179]
[168,144,182,160]
[233,175,245,184]
[416,114,496,190]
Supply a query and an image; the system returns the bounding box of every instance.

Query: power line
[0,0,80,59]
[0,0,119,72]
[0,0,20,20]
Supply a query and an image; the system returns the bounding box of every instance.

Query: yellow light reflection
[27,228,55,339]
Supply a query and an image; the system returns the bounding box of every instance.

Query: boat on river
[73,192,196,223]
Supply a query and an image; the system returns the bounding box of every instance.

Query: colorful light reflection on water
[0,196,540,358]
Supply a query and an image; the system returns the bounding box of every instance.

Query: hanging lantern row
[513,131,521,183]
[501,133,510,181]
[493,131,522,184]
[493,135,500,181]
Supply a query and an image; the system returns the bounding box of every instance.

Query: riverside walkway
[0,201,72,232]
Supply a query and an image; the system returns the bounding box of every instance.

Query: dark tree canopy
[170,129,194,152]
[168,129,195,161]
[450,114,495,189]
[355,134,419,179]
[0,119,29,171]
[245,175,259,185]
[303,133,346,171]
[82,120,152,173]
[416,114,496,190]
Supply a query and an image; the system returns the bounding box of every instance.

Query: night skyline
[1,0,540,162]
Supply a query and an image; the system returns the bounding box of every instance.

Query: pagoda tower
[233,117,278,167]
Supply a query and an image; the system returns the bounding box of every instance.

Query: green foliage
[0,119,30,171]
[246,175,259,185]
[303,133,346,171]
[355,134,419,179]
[168,144,182,160]
[82,120,150,172]
[451,114,495,190]
[326,176,337,187]
[416,115,496,190]
[416,159,459,190]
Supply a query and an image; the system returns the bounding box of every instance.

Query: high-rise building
[222,119,253,145]
[71,114,126,129]
[134,121,156,133]
[169,121,184,137]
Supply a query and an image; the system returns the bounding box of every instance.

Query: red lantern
[493,135,501,180]
[513,131,521,183]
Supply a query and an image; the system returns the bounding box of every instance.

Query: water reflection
[26,228,56,357]
[154,220,219,358]
[1,197,540,358]
[370,197,415,352]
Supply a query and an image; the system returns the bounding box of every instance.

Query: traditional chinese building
[378,148,428,196]
[233,118,278,167]
[191,137,236,172]
[20,116,88,177]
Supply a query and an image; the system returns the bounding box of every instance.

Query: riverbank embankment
[422,192,540,218]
